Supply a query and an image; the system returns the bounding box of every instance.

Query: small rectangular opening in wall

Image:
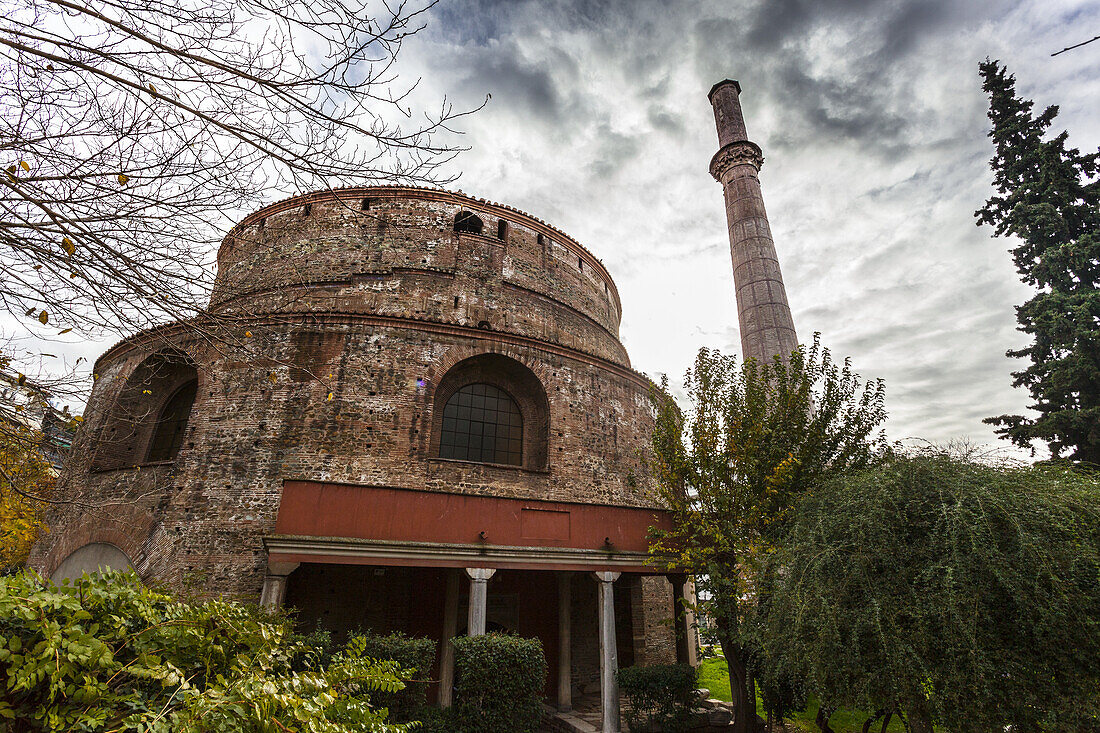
[302,203,312,216]
[361,197,372,211]
[578,256,583,271]
[497,219,508,240]
[537,233,544,246]
[454,296,459,308]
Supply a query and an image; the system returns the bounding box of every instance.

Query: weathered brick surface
[30,186,677,671]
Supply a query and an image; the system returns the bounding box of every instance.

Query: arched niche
[91,350,199,471]
[50,542,134,584]
[454,210,484,235]
[431,353,549,471]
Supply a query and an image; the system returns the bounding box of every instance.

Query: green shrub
[617,663,699,733]
[451,633,547,733]
[356,630,437,722]
[0,569,410,732]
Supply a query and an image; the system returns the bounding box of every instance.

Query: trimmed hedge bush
[357,631,437,722]
[618,663,699,733]
[451,633,547,733]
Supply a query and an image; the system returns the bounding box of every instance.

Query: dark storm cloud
[452,41,577,122]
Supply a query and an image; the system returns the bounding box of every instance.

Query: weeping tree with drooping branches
[762,449,1100,733]
[648,334,890,733]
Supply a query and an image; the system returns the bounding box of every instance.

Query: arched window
[439,383,523,465]
[454,210,483,235]
[146,379,197,462]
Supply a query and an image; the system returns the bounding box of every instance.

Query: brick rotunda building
[30,185,699,713]
[33,80,795,731]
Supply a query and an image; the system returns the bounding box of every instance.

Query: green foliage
[762,450,1100,731]
[649,334,889,731]
[617,663,699,733]
[0,569,412,732]
[356,630,437,722]
[451,633,547,733]
[976,60,1100,464]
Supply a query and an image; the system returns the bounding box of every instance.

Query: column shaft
[439,570,460,707]
[558,572,573,711]
[465,567,495,636]
[594,571,621,733]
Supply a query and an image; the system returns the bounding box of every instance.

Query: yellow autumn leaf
[19,161,29,172]
[268,372,278,384]
[58,328,72,334]
[37,310,48,324]
[244,331,253,338]
[72,415,84,423]
[149,83,156,94]
[62,237,74,255]
[142,389,152,395]
[16,373,25,385]
[117,173,130,185]
[326,392,334,401]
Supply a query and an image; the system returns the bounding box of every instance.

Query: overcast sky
[387,0,1099,454]
[12,0,1098,457]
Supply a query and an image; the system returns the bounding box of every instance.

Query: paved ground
[539,694,632,732]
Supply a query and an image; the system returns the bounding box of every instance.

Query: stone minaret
[708,80,798,364]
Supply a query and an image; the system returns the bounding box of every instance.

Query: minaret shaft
[709,80,798,364]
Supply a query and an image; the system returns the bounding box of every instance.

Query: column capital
[266,560,300,577]
[465,567,496,581]
[592,571,621,583]
[709,140,764,181]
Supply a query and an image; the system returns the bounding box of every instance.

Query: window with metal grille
[146,380,197,462]
[439,383,523,465]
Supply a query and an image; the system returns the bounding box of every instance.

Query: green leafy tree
[976,60,1100,464]
[0,569,413,731]
[649,335,889,733]
[0,422,55,572]
[762,450,1100,733]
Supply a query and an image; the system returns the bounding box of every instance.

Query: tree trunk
[716,615,751,733]
[815,706,835,733]
[879,712,893,733]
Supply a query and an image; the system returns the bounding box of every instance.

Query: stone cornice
[709,140,765,180]
[263,534,668,574]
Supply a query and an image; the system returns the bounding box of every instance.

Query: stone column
[594,571,621,733]
[709,79,799,365]
[465,567,495,636]
[259,561,299,610]
[439,570,460,707]
[671,574,699,667]
[557,572,573,711]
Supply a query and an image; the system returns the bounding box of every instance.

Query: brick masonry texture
[29,186,677,667]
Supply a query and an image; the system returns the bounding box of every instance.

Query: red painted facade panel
[274,480,672,554]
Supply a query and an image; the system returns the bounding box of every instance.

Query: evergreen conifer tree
[976,60,1100,463]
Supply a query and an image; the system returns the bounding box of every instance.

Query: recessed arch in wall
[91,350,200,470]
[430,353,549,471]
[49,542,134,584]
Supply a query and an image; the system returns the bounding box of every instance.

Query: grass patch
[697,657,733,702]
[694,656,907,732]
